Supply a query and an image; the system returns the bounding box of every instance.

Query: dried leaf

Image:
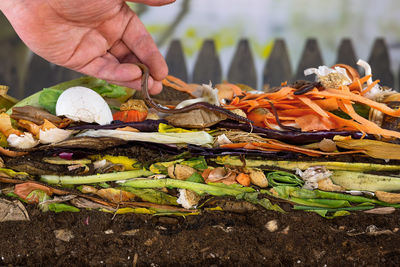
[37,136,128,151]
[0,199,30,222]
[166,109,227,128]
[96,188,135,203]
[334,136,400,160]
[14,182,68,202]
[11,106,62,125]
[79,185,135,203]
[70,197,115,211]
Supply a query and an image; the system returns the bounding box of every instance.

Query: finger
[106,78,145,91]
[107,40,142,64]
[125,0,176,7]
[107,76,162,95]
[77,52,143,82]
[120,53,140,64]
[149,80,163,95]
[108,40,132,62]
[122,11,168,81]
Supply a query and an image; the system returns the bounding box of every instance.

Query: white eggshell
[56,86,113,125]
[39,128,73,144]
[7,133,39,149]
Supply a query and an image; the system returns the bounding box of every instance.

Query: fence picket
[336,38,358,70]
[295,39,324,81]
[368,38,394,88]
[192,39,222,84]
[165,39,188,82]
[263,39,292,90]
[228,39,257,88]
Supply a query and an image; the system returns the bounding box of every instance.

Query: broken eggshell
[7,132,39,149]
[56,86,113,125]
[177,189,201,209]
[39,128,74,144]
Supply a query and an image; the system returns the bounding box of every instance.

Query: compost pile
[1,59,400,219]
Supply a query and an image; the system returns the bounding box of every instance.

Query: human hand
[0,0,175,94]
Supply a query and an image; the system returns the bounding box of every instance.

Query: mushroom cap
[56,86,113,125]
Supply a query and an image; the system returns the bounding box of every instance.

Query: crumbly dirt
[1,203,400,266]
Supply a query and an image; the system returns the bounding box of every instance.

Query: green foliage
[39,88,62,114]
[266,171,304,187]
[120,187,178,205]
[186,172,205,184]
[48,203,80,213]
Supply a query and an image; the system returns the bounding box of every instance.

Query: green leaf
[120,187,178,205]
[97,182,110,188]
[92,83,127,98]
[8,76,129,115]
[309,209,350,219]
[290,197,351,208]
[39,88,63,114]
[267,171,304,187]
[182,157,208,171]
[331,103,370,120]
[237,192,285,213]
[293,205,375,212]
[186,172,205,184]
[0,168,29,179]
[150,159,184,174]
[0,132,8,147]
[149,157,208,174]
[48,203,80,213]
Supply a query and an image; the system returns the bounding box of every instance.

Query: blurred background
[1,0,400,99]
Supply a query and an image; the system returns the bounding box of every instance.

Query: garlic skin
[7,132,39,149]
[56,86,113,125]
[304,66,352,88]
[296,166,332,190]
[357,59,395,101]
[176,83,220,109]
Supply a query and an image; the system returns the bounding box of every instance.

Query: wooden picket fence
[165,38,397,90]
[0,37,398,99]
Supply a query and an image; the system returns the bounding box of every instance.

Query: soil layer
[1,203,400,266]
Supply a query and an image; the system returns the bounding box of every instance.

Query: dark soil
[1,203,400,266]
